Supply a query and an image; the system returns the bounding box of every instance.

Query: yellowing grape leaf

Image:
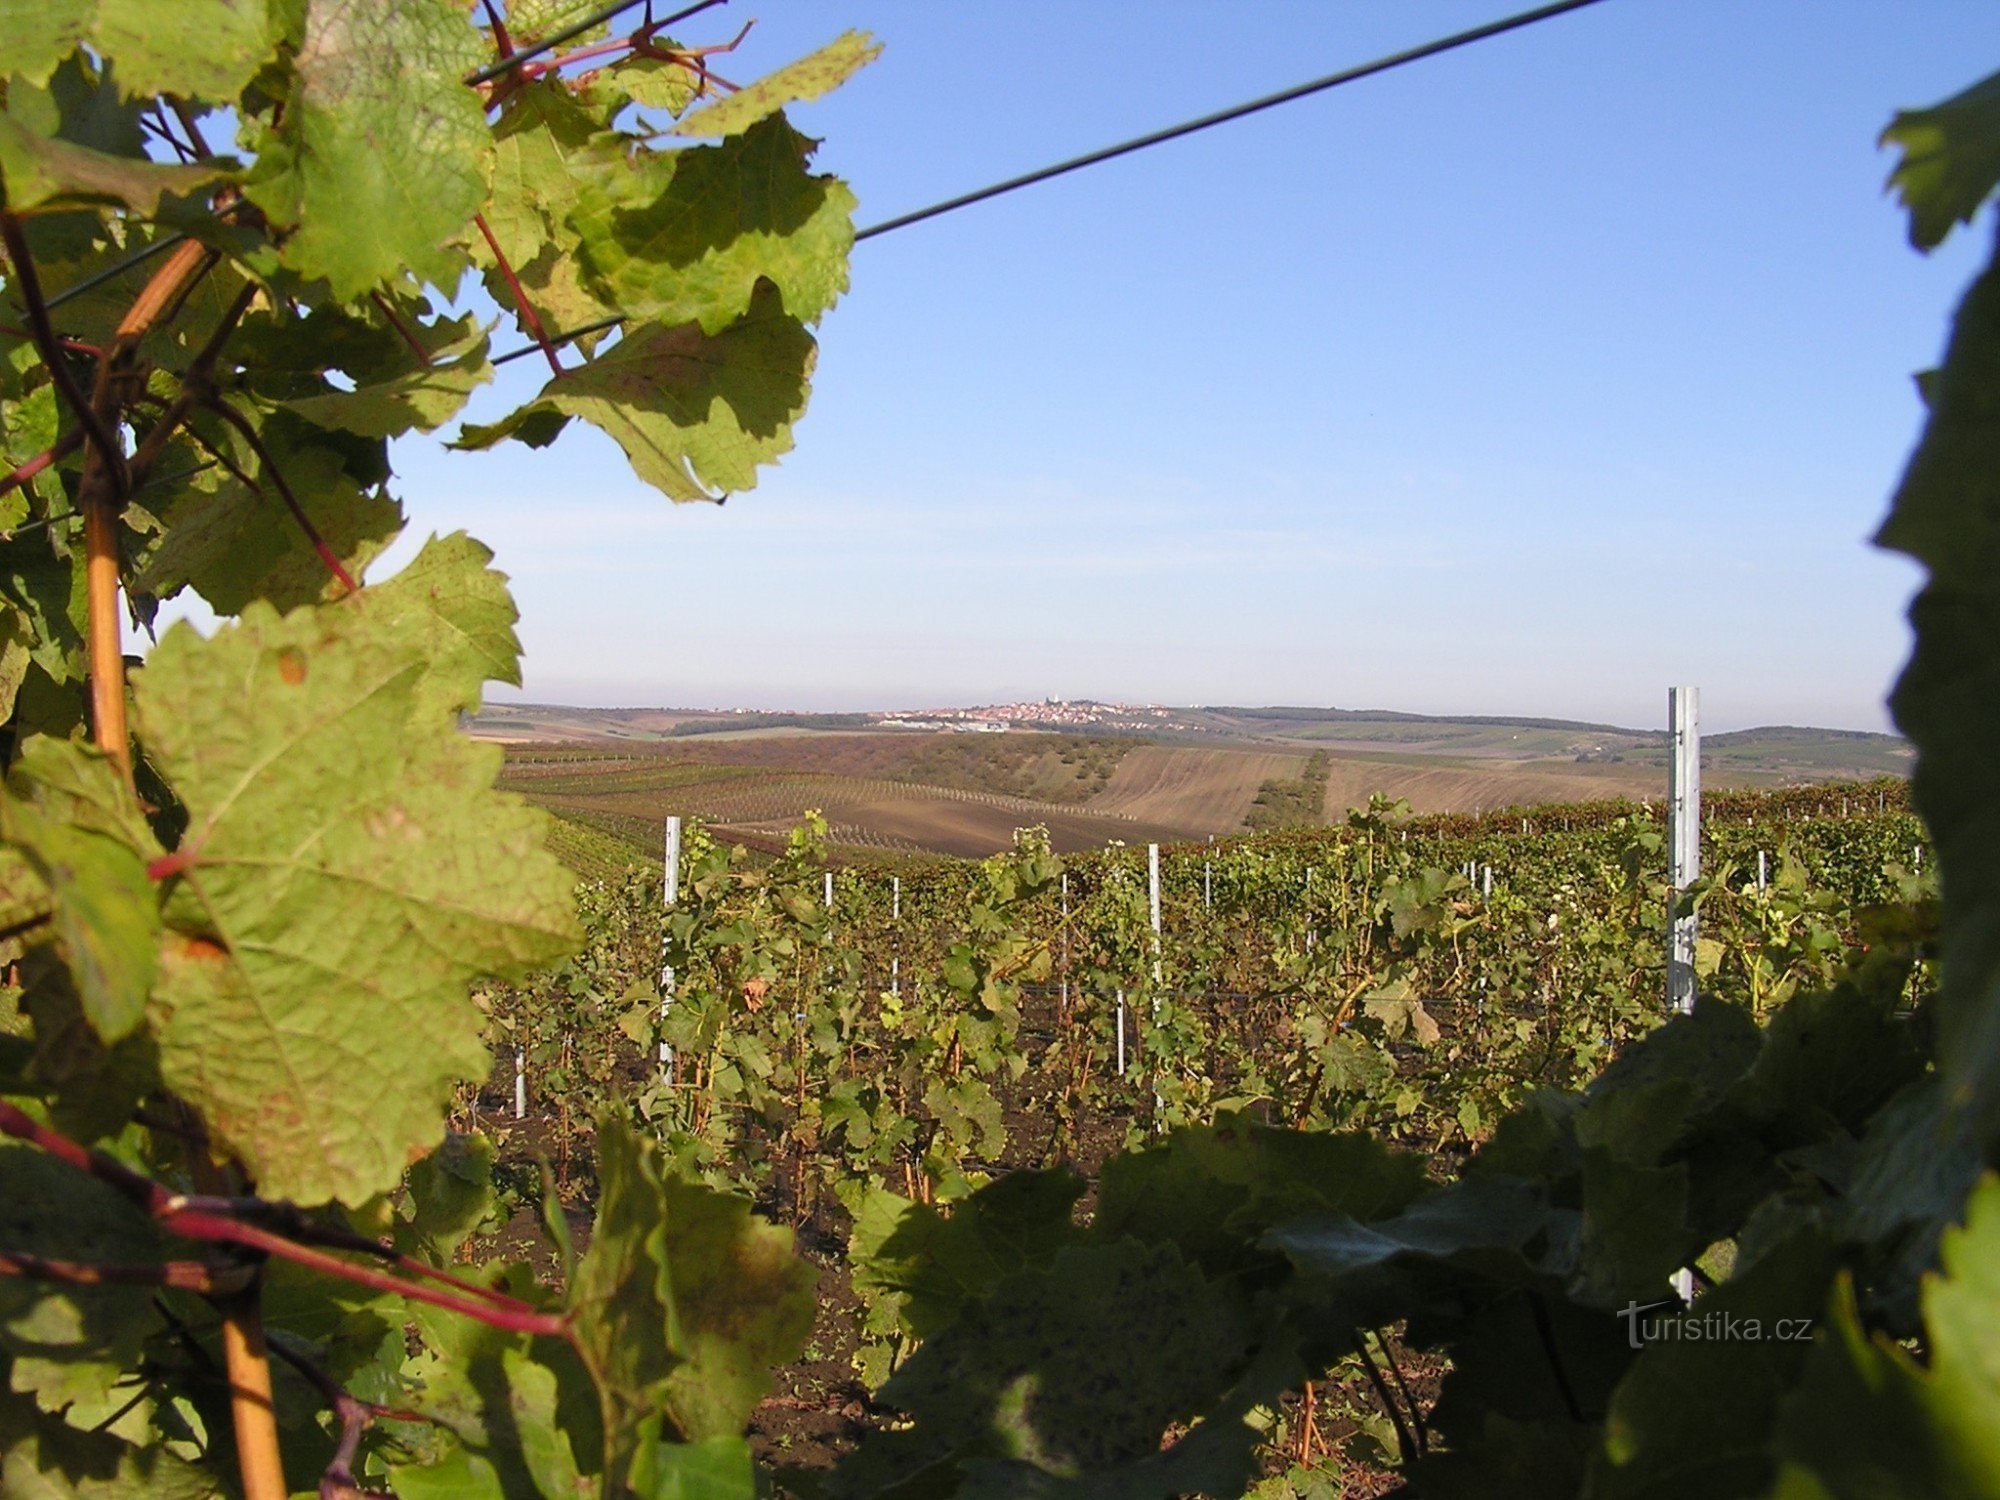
[357,533,523,718]
[455,286,814,501]
[671,31,880,138]
[90,0,271,105]
[130,549,579,1205]
[245,0,491,300]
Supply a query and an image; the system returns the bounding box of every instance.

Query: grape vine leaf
[454,285,814,501]
[355,532,522,718]
[1773,1175,2000,1499]
[1265,1174,1555,1300]
[1096,1113,1429,1278]
[0,1384,221,1498]
[0,740,159,1045]
[131,444,404,616]
[87,0,270,106]
[398,1130,496,1261]
[129,552,580,1206]
[1883,69,2000,252]
[0,1141,166,1415]
[571,1118,814,1481]
[1588,1228,1836,1499]
[653,1173,817,1441]
[833,1240,1267,1500]
[391,1312,589,1500]
[627,1433,762,1500]
[244,0,491,301]
[572,116,857,334]
[0,114,231,217]
[1876,210,2000,1154]
[0,2,93,89]
[849,1169,1084,1342]
[671,31,881,138]
[277,333,494,440]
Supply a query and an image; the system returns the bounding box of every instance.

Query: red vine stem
[202,396,359,594]
[0,1101,565,1337]
[0,428,84,499]
[472,213,563,378]
[368,292,432,367]
[1,1248,253,1295]
[0,322,105,357]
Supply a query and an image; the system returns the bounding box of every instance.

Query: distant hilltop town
[877,698,1189,733]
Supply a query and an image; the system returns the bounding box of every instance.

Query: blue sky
[381,1,2000,732]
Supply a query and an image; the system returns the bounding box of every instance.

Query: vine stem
[0,428,83,498]
[203,396,359,594]
[473,212,563,378]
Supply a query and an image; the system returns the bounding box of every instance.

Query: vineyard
[2,6,1999,1500]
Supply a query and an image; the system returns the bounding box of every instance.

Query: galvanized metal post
[1668,687,1699,1015]
[659,816,682,1084]
[890,875,900,997]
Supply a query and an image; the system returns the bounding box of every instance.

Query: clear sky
[376,0,2000,732]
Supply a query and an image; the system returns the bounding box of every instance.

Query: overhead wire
[491,0,1612,366]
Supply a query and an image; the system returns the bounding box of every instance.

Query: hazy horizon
[478,689,1909,739]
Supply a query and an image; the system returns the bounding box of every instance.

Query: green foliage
[0,4,863,1494]
[4,17,2000,1500]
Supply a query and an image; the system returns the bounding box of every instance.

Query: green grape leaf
[357,532,522,718]
[0,2,94,88]
[0,1384,221,1498]
[834,1240,1264,1500]
[1589,1228,1837,1499]
[0,1141,166,1415]
[130,445,404,615]
[244,0,491,300]
[849,1168,1084,1341]
[1097,1111,1428,1278]
[1773,1175,2000,1499]
[654,1172,816,1440]
[1266,1174,1555,1299]
[572,1118,814,1477]
[0,112,230,217]
[1838,1076,1983,1334]
[1575,1147,1690,1307]
[569,1119,677,1485]
[1883,70,2000,251]
[89,0,271,104]
[627,1433,762,1500]
[1876,211,2000,1155]
[0,603,32,724]
[392,1321,590,1500]
[129,555,579,1206]
[399,1129,496,1260]
[278,332,493,439]
[503,0,613,45]
[15,953,159,1144]
[573,116,856,334]
[671,31,881,138]
[0,741,159,1044]
[454,287,814,502]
